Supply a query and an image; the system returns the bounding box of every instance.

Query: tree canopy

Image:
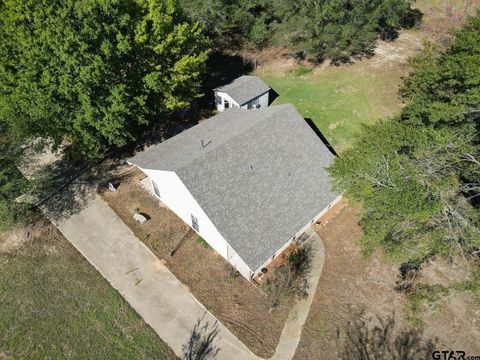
[0,124,31,230]
[329,12,480,265]
[180,0,412,62]
[0,0,209,158]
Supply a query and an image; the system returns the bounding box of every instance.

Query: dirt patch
[416,0,480,46]
[294,205,480,359]
[369,31,425,68]
[255,30,425,78]
[295,205,405,359]
[0,221,47,254]
[423,292,480,355]
[328,122,342,131]
[245,47,300,75]
[100,168,290,358]
[337,86,357,94]
[418,257,471,288]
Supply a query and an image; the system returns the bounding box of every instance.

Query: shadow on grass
[183,313,221,360]
[337,310,436,360]
[304,118,338,157]
[268,87,280,105]
[400,8,424,29]
[34,155,123,223]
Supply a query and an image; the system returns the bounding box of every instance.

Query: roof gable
[214,75,270,105]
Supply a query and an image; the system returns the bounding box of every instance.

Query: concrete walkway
[44,189,325,360]
[272,229,325,360]
[47,195,257,360]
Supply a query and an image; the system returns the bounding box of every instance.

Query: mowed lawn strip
[0,226,177,359]
[256,51,409,153]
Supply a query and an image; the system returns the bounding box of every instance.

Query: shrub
[289,66,313,77]
[196,236,210,249]
[263,245,312,308]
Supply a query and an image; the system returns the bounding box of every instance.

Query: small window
[191,214,199,232]
[224,99,230,109]
[152,180,160,198]
[215,93,222,105]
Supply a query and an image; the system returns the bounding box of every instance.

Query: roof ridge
[176,105,291,172]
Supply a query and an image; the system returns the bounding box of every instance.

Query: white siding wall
[215,91,269,112]
[140,168,253,279]
[239,91,269,110]
[215,91,240,112]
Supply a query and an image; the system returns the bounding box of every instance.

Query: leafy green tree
[0,0,209,159]
[401,13,480,129]
[180,0,411,61]
[330,12,480,264]
[273,0,411,62]
[0,124,31,230]
[331,120,479,263]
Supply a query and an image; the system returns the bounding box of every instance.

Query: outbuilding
[214,75,270,111]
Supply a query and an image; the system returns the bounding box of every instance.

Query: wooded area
[330,12,480,297]
[181,0,412,62]
[0,0,209,159]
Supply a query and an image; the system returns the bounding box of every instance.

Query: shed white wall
[215,91,240,112]
[239,91,269,110]
[215,91,269,112]
[140,168,253,280]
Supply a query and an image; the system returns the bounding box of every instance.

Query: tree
[0,0,210,159]
[329,12,480,264]
[273,0,411,62]
[180,0,412,62]
[0,123,31,230]
[401,13,480,129]
[330,120,480,263]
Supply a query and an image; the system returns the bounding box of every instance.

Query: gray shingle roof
[129,104,339,271]
[214,75,270,105]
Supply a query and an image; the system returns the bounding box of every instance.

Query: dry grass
[0,222,176,359]
[255,31,423,153]
[294,205,405,359]
[101,168,290,358]
[294,205,480,359]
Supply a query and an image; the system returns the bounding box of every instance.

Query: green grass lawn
[0,227,177,359]
[256,1,479,153]
[257,61,406,153]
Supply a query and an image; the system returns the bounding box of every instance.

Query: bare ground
[294,205,480,359]
[0,221,47,254]
[100,169,290,358]
[294,205,404,359]
[252,29,425,77]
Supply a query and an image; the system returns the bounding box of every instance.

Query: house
[128,104,341,281]
[214,75,270,111]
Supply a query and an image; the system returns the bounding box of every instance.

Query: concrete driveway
[51,194,257,360]
[40,172,326,360]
